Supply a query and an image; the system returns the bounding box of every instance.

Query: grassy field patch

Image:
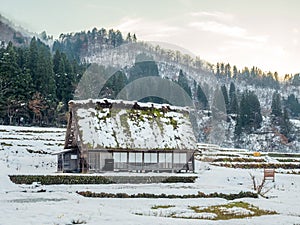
[135,201,277,220]
[188,201,277,220]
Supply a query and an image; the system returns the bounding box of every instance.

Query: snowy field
[1,125,300,225]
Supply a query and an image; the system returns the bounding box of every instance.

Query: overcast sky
[1,0,299,76]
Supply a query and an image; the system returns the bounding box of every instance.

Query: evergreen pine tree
[229,82,238,114]
[242,67,250,79]
[225,63,231,79]
[271,92,282,117]
[220,63,225,76]
[108,29,116,47]
[232,65,238,79]
[53,50,76,108]
[285,94,300,117]
[291,74,300,86]
[235,114,242,136]
[132,34,137,42]
[28,37,57,123]
[221,85,229,113]
[35,40,56,101]
[216,63,220,77]
[126,33,132,42]
[196,84,208,109]
[115,30,123,47]
[235,91,262,135]
[280,108,293,140]
[29,37,39,85]
[0,42,32,124]
[177,69,192,97]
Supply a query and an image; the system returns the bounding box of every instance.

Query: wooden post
[264,168,275,182]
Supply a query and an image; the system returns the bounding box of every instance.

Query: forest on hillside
[1,25,300,146]
[0,28,136,126]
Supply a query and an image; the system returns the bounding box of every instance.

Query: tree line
[214,62,280,89]
[0,27,138,126]
[220,82,295,141]
[53,28,137,62]
[0,38,85,126]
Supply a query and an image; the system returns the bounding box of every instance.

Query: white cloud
[189,21,268,43]
[220,40,263,51]
[214,39,292,75]
[115,17,182,40]
[189,11,234,21]
[113,15,296,76]
[230,40,286,57]
[189,21,245,37]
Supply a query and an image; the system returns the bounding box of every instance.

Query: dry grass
[188,201,277,220]
[136,201,277,220]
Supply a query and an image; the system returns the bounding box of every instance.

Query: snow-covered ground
[1,125,300,225]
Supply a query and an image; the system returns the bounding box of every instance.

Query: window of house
[136,152,142,163]
[120,152,127,162]
[129,152,143,163]
[88,152,97,170]
[159,152,172,163]
[144,153,158,163]
[173,153,187,164]
[114,152,127,163]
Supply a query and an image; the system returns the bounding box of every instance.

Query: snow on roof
[69,98,191,112]
[70,99,197,150]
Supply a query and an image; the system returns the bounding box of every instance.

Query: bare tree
[249,173,274,198]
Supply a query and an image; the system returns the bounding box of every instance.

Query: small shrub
[212,157,265,163]
[162,176,197,183]
[26,149,49,154]
[1,142,13,146]
[213,163,300,170]
[151,205,175,209]
[9,175,197,185]
[9,175,115,185]
[77,191,258,200]
[71,219,86,224]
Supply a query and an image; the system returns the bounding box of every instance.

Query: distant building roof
[69,99,197,151]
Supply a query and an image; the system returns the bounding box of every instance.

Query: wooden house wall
[57,150,79,172]
[86,150,194,173]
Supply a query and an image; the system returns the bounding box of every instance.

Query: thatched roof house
[56,99,197,173]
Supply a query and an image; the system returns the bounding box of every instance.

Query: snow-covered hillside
[82,42,300,153]
[196,113,300,152]
[1,125,300,225]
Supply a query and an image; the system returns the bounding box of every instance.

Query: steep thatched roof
[69,99,197,151]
